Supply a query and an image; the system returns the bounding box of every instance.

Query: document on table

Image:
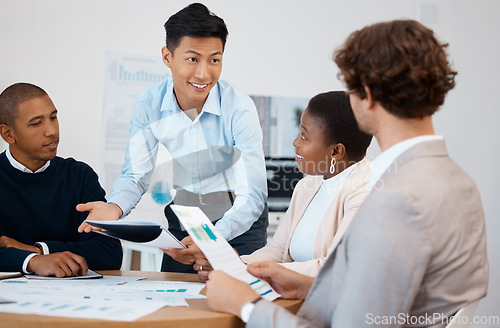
[0,275,190,321]
[24,269,103,280]
[116,280,207,299]
[0,297,15,304]
[0,297,167,321]
[0,272,21,280]
[170,204,281,301]
[86,220,186,249]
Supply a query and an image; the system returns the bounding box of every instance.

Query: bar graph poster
[100,51,172,220]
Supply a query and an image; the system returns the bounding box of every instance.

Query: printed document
[170,204,280,301]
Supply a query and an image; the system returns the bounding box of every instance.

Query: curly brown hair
[334,20,457,119]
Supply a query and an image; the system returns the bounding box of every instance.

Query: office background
[0,0,498,323]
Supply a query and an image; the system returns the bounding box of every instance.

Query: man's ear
[0,124,15,144]
[364,85,375,109]
[162,46,172,68]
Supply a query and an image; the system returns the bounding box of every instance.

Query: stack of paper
[0,275,204,321]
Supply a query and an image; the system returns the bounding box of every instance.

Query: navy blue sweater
[0,152,122,272]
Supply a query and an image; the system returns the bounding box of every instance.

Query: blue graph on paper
[117,65,167,84]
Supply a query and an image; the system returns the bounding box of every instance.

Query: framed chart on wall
[251,95,309,158]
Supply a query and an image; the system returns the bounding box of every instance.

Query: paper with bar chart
[100,51,175,227]
[0,275,189,321]
[170,205,280,301]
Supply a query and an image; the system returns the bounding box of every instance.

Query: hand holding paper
[76,201,123,233]
[194,257,212,282]
[170,205,280,301]
[85,220,185,249]
[206,270,261,317]
[162,236,204,265]
[247,261,314,300]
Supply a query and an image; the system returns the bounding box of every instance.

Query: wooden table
[0,270,302,328]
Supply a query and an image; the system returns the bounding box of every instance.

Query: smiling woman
[240,91,373,277]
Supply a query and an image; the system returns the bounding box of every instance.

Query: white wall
[1,0,499,323]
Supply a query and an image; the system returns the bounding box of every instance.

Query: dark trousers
[161,203,269,273]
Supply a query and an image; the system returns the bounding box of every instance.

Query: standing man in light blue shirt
[77,3,268,273]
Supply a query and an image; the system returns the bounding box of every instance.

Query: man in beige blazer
[204,19,489,328]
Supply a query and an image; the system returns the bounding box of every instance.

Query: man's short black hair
[0,83,47,127]
[164,3,229,53]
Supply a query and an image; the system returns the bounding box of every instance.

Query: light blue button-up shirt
[108,76,267,241]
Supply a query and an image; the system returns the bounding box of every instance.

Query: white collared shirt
[368,135,443,191]
[289,162,359,262]
[6,148,50,173]
[5,148,51,273]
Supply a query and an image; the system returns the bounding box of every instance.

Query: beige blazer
[241,158,371,277]
[248,139,489,328]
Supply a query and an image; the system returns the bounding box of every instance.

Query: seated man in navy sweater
[0,82,122,277]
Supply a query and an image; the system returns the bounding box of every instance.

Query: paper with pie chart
[170,205,280,301]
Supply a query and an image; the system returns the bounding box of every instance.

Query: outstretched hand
[76,201,123,233]
[27,252,89,278]
[247,261,314,300]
